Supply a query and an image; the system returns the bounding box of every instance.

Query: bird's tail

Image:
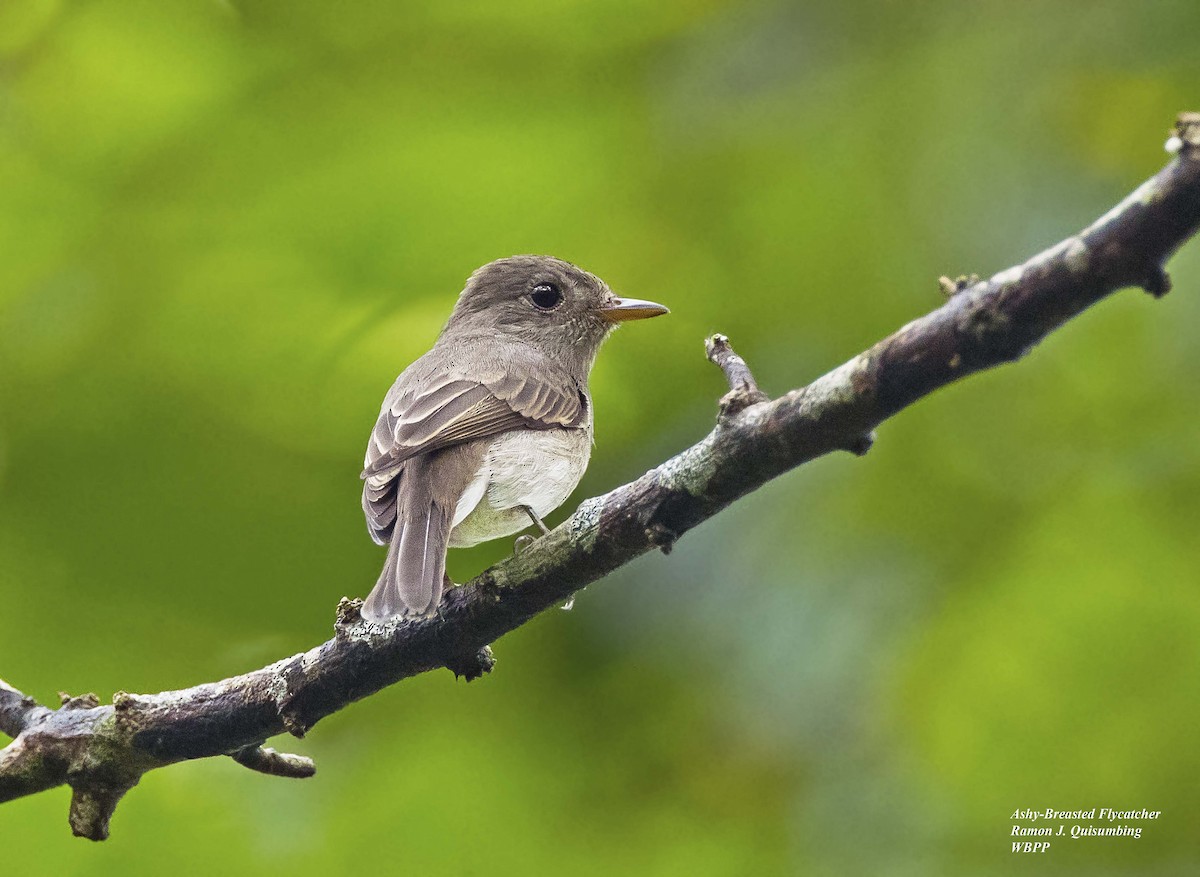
[362,456,453,621]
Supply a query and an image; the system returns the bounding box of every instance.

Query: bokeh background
[2,0,1199,873]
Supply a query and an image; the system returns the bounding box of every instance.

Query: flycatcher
[360,255,668,621]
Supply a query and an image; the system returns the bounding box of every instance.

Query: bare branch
[230,745,316,779]
[69,782,134,842]
[0,679,51,739]
[4,112,1200,839]
[705,333,769,416]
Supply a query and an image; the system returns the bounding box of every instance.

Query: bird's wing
[360,356,587,546]
[362,367,588,480]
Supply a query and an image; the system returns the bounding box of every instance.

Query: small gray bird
[360,255,668,621]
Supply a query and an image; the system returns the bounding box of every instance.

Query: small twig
[705,333,770,417]
[705,333,762,394]
[230,745,316,779]
[705,334,874,454]
[69,782,134,841]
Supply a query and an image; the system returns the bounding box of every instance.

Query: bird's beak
[600,297,670,323]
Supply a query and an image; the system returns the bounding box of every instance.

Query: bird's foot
[513,534,536,554]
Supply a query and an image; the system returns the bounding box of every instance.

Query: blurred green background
[2,0,1198,873]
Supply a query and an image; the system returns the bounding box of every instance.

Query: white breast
[448,427,592,548]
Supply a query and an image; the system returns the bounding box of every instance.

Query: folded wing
[360,347,588,546]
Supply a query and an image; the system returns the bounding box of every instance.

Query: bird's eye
[530,283,564,311]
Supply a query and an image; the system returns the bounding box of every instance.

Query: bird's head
[443,255,668,371]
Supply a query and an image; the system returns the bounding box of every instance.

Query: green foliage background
[2,1,1198,873]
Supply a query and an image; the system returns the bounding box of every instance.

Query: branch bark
[5,112,1200,840]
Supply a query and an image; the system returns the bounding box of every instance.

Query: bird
[359,255,669,621]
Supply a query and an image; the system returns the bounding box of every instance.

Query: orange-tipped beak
[600,297,670,323]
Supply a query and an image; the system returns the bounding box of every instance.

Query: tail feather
[362,457,454,621]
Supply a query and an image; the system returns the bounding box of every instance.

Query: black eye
[530,283,563,311]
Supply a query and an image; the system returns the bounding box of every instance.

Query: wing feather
[360,340,588,543]
[362,366,586,479]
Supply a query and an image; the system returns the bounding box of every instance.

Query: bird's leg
[522,505,551,536]
[514,506,550,554]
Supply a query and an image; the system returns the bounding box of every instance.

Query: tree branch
[5,112,1200,840]
[705,333,770,417]
[0,679,52,739]
[230,744,316,779]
